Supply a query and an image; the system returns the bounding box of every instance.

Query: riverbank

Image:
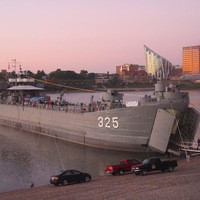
[97,87,155,92]
[46,87,155,94]
[46,85,200,94]
[1,156,200,200]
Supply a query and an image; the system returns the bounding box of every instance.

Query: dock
[1,156,200,200]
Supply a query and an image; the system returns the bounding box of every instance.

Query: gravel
[1,156,200,200]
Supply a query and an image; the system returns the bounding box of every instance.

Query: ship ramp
[148,109,175,154]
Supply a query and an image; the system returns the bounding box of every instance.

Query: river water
[0,90,200,193]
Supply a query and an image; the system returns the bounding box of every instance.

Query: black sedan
[50,170,91,186]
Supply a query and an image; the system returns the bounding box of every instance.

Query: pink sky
[0,0,200,74]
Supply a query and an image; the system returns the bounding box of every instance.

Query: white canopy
[7,85,44,91]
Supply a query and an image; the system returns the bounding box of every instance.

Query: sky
[0,0,200,74]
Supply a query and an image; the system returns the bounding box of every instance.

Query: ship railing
[65,102,126,113]
[0,101,127,113]
[180,140,200,151]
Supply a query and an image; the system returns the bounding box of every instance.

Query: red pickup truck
[105,159,141,175]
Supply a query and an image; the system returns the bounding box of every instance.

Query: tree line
[28,69,96,91]
[26,69,96,81]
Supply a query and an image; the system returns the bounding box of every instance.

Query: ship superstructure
[5,69,46,103]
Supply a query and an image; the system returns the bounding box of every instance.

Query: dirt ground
[1,156,200,200]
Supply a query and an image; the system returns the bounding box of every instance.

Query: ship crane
[59,90,66,102]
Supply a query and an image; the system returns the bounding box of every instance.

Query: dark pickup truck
[132,157,178,176]
[105,159,141,175]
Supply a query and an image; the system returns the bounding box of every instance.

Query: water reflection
[0,125,158,193]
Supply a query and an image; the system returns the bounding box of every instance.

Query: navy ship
[0,79,199,155]
[74,81,200,154]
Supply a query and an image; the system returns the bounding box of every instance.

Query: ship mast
[9,59,21,86]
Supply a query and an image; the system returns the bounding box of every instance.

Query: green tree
[106,74,120,87]
[26,70,34,77]
[0,73,6,80]
[88,73,96,80]
[49,69,63,80]
[10,71,16,78]
[33,70,46,79]
[64,70,77,79]
[49,69,78,80]
[80,70,88,75]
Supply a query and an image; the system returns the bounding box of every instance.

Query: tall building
[182,45,200,75]
[116,64,138,75]
[144,45,172,79]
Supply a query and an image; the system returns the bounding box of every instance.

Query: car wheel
[62,180,68,186]
[118,169,124,175]
[167,166,174,172]
[141,170,147,176]
[84,176,90,182]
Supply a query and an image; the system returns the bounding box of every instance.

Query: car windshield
[142,159,150,164]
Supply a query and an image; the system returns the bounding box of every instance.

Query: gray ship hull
[0,98,196,153]
[2,74,199,154]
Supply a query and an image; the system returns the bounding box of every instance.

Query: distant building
[138,65,145,71]
[116,63,150,84]
[182,45,200,75]
[121,70,150,84]
[172,65,182,77]
[116,64,138,75]
[95,77,109,85]
[144,45,172,79]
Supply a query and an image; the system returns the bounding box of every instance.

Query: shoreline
[46,86,200,94]
[1,156,200,200]
[46,87,155,94]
